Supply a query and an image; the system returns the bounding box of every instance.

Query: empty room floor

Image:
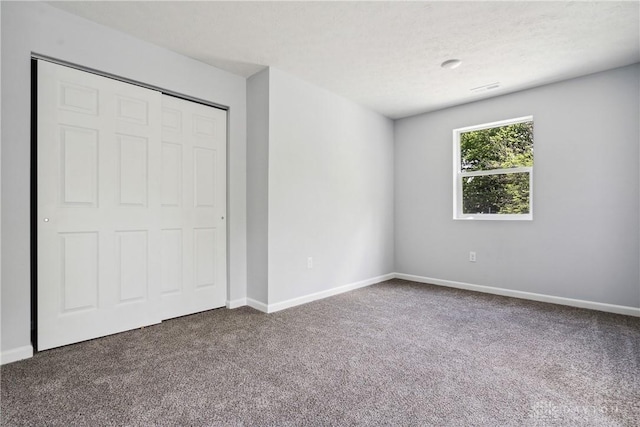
[1,279,639,426]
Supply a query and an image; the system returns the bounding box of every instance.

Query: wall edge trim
[226,298,247,309]
[267,273,396,313]
[1,345,34,365]
[394,273,640,317]
[247,298,268,313]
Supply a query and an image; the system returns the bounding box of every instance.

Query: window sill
[454,214,533,221]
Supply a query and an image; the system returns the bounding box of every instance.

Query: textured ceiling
[49,1,640,119]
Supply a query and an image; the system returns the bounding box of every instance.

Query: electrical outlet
[307,257,313,269]
[469,251,477,262]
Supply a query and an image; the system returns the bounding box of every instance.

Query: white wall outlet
[469,251,477,262]
[307,257,313,269]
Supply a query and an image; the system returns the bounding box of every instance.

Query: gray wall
[246,69,270,304]
[268,68,395,304]
[1,2,248,356]
[395,64,640,308]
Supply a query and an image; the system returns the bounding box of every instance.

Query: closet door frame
[31,55,230,351]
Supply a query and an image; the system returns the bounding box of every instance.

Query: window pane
[460,121,533,172]
[462,173,530,214]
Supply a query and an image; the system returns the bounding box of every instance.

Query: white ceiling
[50,1,640,119]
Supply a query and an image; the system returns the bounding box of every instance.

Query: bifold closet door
[37,61,227,351]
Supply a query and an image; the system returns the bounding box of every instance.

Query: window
[453,116,533,220]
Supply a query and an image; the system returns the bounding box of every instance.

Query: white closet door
[37,61,163,350]
[159,95,227,319]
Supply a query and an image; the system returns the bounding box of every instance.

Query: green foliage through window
[462,173,530,214]
[460,122,533,172]
[456,118,533,217]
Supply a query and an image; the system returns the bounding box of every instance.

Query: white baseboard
[394,273,640,317]
[267,273,396,313]
[1,345,34,365]
[247,298,269,313]
[241,273,395,314]
[226,298,247,309]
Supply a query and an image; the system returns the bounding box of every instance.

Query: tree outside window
[453,117,533,220]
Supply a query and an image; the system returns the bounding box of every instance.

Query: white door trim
[32,53,229,112]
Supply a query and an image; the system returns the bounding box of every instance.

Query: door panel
[60,232,99,312]
[60,126,99,206]
[159,95,227,320]
[37,61,162,350]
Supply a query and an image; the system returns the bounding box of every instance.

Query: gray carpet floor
[1,279,639,426]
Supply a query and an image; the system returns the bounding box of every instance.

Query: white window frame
[453,116,533,221]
